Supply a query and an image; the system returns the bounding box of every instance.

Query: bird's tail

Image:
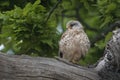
[58,50,63,58]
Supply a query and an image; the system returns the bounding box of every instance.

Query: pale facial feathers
[66,20,83,29]
[59,20,90,63]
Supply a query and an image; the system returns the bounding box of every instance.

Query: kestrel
[59,20,90,63]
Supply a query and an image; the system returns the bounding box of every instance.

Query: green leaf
[33,0,41,7]
[105,3,117,13]
[105,32,112,43]
[23,3,32,16]
[97,0,108,6]
[41,40,53,48]
[13,6,22,18]
[100,16,112,28]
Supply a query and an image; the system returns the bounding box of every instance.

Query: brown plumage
[59,20,90,63]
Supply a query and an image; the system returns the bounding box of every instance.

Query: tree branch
[60,9,98,31]
[0,52,100,80]
[91,21,120,47]
[74,7,98,32]
[45,0,62,23]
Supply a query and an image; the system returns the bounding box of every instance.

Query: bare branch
[91,21,120,47]
[45,0,62,23]
[61,9,98,31]
[75,8,98,32]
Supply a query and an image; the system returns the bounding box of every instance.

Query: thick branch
[0,53,100,80]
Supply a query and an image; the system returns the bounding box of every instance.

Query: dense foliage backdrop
[0,0,120,65]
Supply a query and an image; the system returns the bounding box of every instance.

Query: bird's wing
[81,32,90,56]
[61,30,69,39]
[73,30,90,57]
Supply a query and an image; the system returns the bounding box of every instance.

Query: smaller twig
[75,7,98,32]
[61,9,98,31]
[45,0,62,22]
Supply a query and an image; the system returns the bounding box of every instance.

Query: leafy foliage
[0,0,58,57]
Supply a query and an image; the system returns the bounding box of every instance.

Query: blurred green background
[0,0,119,65]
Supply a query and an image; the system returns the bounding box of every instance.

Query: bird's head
[66,20,83,29]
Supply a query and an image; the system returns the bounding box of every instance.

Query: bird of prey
[59,20,90,63]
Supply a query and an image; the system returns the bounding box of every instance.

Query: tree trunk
[95,28,120,80]
[1,28,120,80]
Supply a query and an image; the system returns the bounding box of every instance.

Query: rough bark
[0,53,100,80]
[0,28,120,80]
[95,29,120,80]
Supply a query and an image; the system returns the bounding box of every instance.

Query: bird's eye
[70,23,76,27]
